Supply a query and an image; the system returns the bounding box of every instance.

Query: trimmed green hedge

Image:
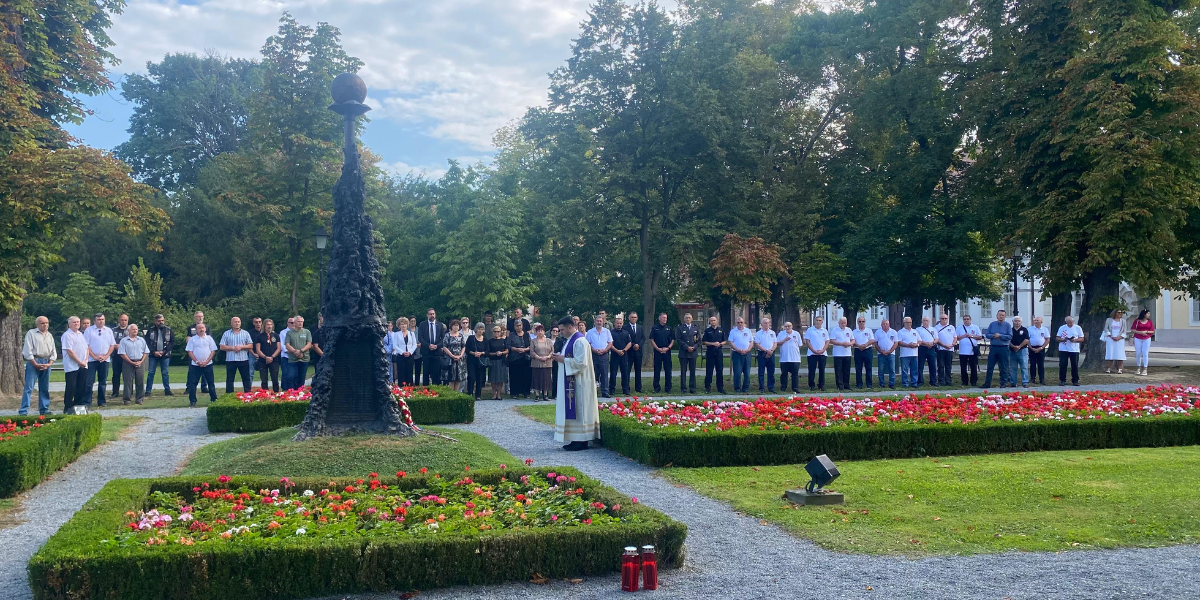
[0,414,102,497]
[29,468,686,600]
[206,385,475,433]
[598,411,1200,467]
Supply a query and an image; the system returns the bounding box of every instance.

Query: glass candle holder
[640,544,658,590]
[621,546,640,592]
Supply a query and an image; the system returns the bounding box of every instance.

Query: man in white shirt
[219,317,255,394]
[955,315,982,386]
[897,317,921,388]
[1056,316,1085,386]
[84,313,117,407]
[874,320,898,389]
[776,322,802,393]
[851,316,876,390]
[830,316,853,391]
[186,323,219,405]
[280,316,294,389]
[1028,316,1050,385]
[20,316,56,415]
[803,317,830,392]
[60,316,90,412]
[754,318,777,393]
[117,324,149,405]
[585,316,614,397]
[727,317,754,393]
[934,313,958,386]
[915,316,938,387]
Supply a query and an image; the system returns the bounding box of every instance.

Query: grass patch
[182,427,518,477]
[517,404,555,425]
[662,446,1200,555]
[99,416,145,443]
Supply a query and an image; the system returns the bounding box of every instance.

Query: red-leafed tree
[709,234,790,307]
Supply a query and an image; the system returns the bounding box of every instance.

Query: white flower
[295,528,306,535]
[178,513,193,522]
[303,490,314,497]
[295,506,307,513]
[243,507,254,514]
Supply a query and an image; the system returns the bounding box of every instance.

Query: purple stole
[563,332,584,420]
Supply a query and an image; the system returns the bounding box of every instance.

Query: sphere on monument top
[331,73,367,104]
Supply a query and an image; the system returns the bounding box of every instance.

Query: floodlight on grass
[805,454,840,493]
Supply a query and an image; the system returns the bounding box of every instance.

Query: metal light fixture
[314,227,329,251]
[784,454,844,506]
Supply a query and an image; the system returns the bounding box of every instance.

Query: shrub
[598,411,1200,467]
[29,468,686,600]
[206,385,474,433]
[0,414,102,497]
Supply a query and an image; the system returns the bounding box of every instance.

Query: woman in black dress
[486,326,508,400]
[466,323,487,401]
[506,321,532,398]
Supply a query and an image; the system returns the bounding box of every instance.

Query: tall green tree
[115,52,261,191]
[967,0,1200,367]
[0,0,168,392]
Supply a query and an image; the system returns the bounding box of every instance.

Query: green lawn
[99,415,145,442]
[47,365,190,383]
[517,404,555,425]
[662,446,1200,556]
[182,426,520,477]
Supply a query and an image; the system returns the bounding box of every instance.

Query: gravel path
[0,407,237,599]
[332,398,1200,600]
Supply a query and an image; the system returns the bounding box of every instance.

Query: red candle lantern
[621,546,640,592]
[640,544,658,590]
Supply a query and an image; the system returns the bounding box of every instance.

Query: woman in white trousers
[1103,309,1127,374]
[1130,310,1155,376]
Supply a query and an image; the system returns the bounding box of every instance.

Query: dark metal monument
[294,73,415,440]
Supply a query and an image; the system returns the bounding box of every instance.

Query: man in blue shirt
[982,309,1013,387]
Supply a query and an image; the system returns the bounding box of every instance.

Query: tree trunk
[887,303,904,328]
[640,201,654,370]
[1080,267,1119,370]
[904,298,923,325]
[0,298,23,395]
[1049,291,1072,358]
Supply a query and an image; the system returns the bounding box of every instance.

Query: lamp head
[805,454,840,491]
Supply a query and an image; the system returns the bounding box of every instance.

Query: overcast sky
[67,0,610,180]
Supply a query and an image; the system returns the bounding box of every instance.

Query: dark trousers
[959,353,979,386]
[226,360,252,393]
[111,358,124,397]
[394,355,414,385]
[64,367,88,410]
[467,359,486,399]
[731,352,750,392]
[423,354,441,385]
[936,350,955,386]
[593,354,611,396]
[413,356,423,386]
[1059,351,1080,385]
[679,355,696,392]
[808,354,827,390]
[854,348,874,388]
[280,356,290,389]
[610,352,630,395]
[289,361,309,390]
[833,355,851,390]
[510,362,532,396]
[259,359,280,392]
[1030,350,1046,383]
[653,351,672,392]
[984,348,1010,387]
[757,352,775,392]
[187,364,217,404]
[916,347,937,386]
[145,355,171,393]
[779,361,800,392]
[86,360,110,406]
[704,350,724,392]
[629,350,642,392]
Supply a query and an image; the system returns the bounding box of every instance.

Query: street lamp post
[1011,248,1022,317]
[314,227,329,315]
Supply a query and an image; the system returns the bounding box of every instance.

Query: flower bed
[29,467,686,599]
[206,385,474,433]
[598,385,1200,467]
[0,414,102,497]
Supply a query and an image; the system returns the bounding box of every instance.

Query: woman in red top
[1131,310,1155,376]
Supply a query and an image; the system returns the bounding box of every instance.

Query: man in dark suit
[650,313,674,393]
[702,315,726,394]
[610,314,633,395]
[675,313,700,394]
[625,311,645,393]
[417,308,446,385]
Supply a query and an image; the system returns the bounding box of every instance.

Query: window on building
[1191,297,1200,326]
[1003,293,1015,315]
[980,301,992,319]
[870,305,883,320]
[958,301,969,319]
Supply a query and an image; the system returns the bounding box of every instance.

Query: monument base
[785,489,845,506]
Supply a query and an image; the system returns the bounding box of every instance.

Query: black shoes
[562,441,589,451]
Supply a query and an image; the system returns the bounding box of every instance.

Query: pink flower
[550,515,558,521]
[631,497,639,504]
[218,475,230,484]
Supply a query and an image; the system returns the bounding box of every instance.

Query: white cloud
[106,0,598,152]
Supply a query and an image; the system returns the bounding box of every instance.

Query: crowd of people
[18,304,1156,415]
